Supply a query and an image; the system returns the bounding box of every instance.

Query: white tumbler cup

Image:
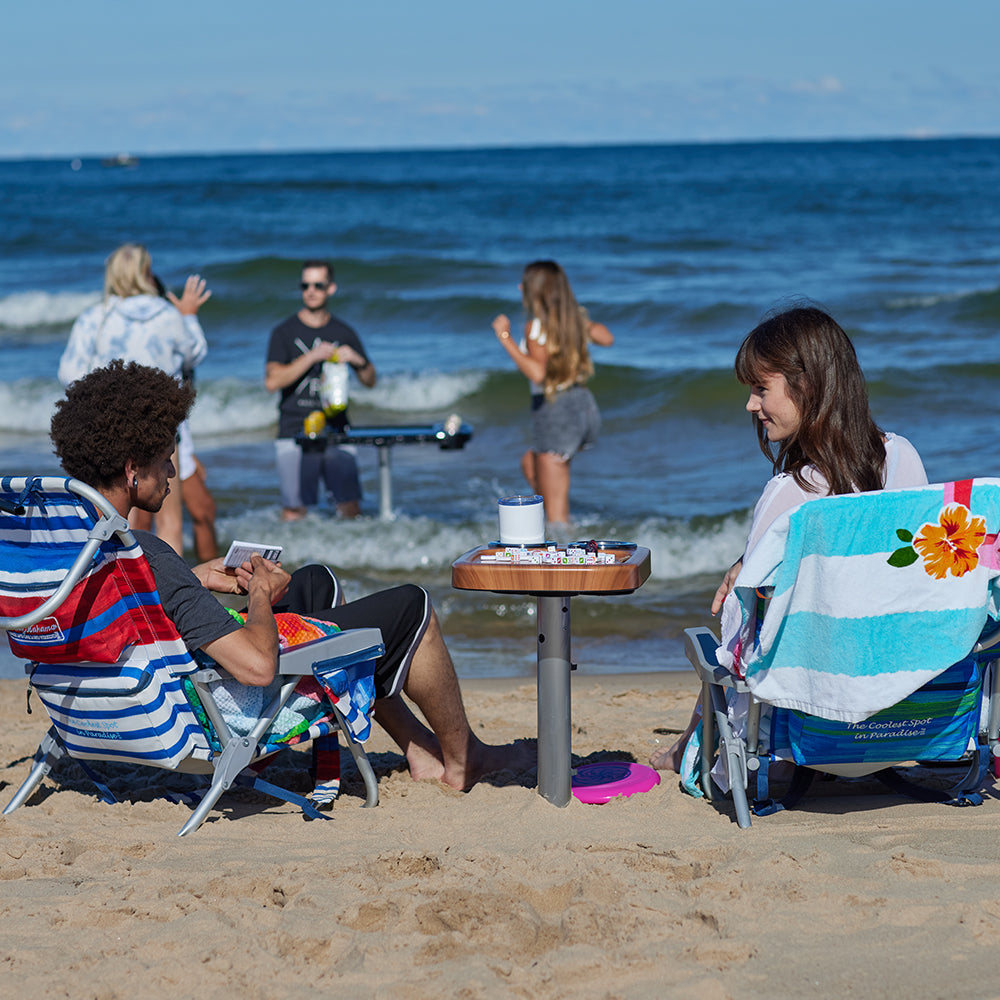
[498,494,545,545]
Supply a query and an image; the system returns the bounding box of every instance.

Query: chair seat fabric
[769,656,983,766]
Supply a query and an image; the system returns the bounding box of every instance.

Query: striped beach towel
[718,479,1000,722]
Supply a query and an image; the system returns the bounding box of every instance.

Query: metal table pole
[376,444,394,521]
[536,593,573,806]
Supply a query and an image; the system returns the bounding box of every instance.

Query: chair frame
[684,624,1000,829]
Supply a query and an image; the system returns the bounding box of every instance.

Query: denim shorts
[531,384,600,460]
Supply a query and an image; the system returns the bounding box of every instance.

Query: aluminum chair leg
[700,679,714,802]
[330,704,379,807]
[177,734,258,837]
[3,728,64,814]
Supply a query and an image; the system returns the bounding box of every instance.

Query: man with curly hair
[50,361,523,790]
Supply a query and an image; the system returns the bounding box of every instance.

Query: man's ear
[328,282,337,297]
[123,458,139,487]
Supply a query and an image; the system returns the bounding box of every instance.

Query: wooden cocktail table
[452,543,651,806]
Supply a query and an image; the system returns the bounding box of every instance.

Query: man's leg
[307,582,529,789]
[323,446,362,519]
[380,609,517,789]
[275,438,307,521]
[278,564,343,612]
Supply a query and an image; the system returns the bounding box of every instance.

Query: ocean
[2,138,999,679]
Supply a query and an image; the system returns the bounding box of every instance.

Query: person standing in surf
[265,260,376,521]
[492,260,613,533]
[58,243,211,557]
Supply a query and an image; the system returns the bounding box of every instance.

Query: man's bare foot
[440,738,536,791]
[404,742,446,783]
[281,507,307,522]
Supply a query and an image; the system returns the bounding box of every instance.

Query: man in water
[50,360,523,790]
[264,260,376,520]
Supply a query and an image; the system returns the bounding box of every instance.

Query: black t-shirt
[135,530,241,652]
[266,313,370,437]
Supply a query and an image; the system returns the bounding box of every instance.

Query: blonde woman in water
[492,260,613,531]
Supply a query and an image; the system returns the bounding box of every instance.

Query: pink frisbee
[571,761,661,804]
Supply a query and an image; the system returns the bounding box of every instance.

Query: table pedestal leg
[537,594,573,806]
[376,445,393,521]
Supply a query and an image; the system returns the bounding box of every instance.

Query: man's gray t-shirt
[134,530,241,651]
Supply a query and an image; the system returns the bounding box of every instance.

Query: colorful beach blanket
[717,479,1000,722]
[193,611,377,745]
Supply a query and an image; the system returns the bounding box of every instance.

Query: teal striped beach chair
[0,476,385,836]
[681,478,1000,828]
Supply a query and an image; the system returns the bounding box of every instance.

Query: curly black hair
[51,360,196,488]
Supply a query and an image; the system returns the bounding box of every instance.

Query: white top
[743,432,928,557]
[525,317,545,397]
[58,294,207,386]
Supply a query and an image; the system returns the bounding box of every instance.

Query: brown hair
[520,260,593,400]
[51,360,195,489]
[735,306,885,494]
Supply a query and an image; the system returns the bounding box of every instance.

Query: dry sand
[2,671,1000,1000]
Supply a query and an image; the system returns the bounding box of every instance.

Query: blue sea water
[2,139,999,678]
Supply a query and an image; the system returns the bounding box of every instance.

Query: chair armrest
[277,628,384,676]
[683,626,751,693]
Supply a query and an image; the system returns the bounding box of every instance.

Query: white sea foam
[216,509,490,573]
[364,370,487,412]
[886,286,988,310]
[214,506,753,581]
[632,513,752,581]
[0,379,63,434]
[188,379,276,436]
[0,290,100,329]
[189,370,486,438]
[0,369,483,437]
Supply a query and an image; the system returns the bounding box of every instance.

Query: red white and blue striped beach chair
[0,476,384,836]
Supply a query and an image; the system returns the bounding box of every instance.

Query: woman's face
[746,372,801,442]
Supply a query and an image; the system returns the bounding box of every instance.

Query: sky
[2,1,999,158]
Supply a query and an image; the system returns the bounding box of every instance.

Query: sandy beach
[2,669,1000,1000]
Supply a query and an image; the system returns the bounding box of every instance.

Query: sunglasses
[300,281,329,291]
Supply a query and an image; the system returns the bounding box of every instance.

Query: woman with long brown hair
[653,304,928,771]
[492,260,613,531]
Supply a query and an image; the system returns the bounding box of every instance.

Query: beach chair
[681,478,1000,828]
[0,476,385,836]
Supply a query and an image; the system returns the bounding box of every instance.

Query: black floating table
[296,421,473,520]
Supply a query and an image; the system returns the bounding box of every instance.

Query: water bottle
[319,354,349,417]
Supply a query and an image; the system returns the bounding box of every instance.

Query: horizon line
[3,131,1000,164]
